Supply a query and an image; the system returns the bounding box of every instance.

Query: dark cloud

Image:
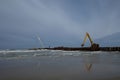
[0,0,120,49]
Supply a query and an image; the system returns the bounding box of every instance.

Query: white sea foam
[0,49,50,53]
[0,49,119,59]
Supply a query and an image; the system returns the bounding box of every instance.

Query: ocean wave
[0,49,119,59]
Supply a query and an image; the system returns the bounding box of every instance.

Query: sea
[0,49,120,80]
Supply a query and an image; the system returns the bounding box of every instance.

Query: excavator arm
[81,32,93,47]
[81,32,99,51]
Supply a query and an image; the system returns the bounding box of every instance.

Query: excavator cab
[81,32,99,51]
[91,43,99,51]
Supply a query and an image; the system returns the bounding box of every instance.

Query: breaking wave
[0,49,119,59]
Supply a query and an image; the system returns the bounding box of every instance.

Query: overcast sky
[0,0,120,49]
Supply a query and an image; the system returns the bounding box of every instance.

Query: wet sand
[0,50,120,80]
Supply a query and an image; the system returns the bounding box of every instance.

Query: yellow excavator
[81,32,99,51]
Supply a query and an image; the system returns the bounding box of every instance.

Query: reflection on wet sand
[83,55,94,72]
[85,63,92,72]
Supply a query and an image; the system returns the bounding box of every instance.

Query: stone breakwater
[30,47,120,51]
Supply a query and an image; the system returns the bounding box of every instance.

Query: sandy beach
[0,50,120,80]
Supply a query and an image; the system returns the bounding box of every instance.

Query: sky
[0,0,120,49]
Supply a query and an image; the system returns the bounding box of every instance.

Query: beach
[0,50,120,80]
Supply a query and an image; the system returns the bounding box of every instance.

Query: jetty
[45,46,120,51]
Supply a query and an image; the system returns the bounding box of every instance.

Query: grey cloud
[0,0,120,49]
